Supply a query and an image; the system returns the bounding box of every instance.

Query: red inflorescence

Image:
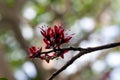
[28,25,73,63]
[40,25,72,49]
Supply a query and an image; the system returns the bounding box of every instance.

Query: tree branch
[48,42,120,80]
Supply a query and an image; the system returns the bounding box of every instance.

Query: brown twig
[37,47,84,54]
[48,42,120,80]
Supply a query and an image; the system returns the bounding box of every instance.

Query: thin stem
[34,47,85,57]
[40,47,85,54]
[48,42,120,80]
[35,42,120,58]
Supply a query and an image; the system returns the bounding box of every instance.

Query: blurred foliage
[0,78,8,80]
[5,0,15,7]
[0,0,120,80]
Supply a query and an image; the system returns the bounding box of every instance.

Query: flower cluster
[28,25,73,63]
[41,25,72,49]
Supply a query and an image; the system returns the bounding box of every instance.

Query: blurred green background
[0,0,120,80]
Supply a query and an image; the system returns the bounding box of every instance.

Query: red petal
[65,36,72,43]
[59,27,64,33]
[54,25,59,33]
[28,47,35,54]
[53,52,57,57]
[60,54,64,59]
[60,50,68,59]
[39,47,42,52]
[47,27,52,35]
[50,30,54,37]
[46,59,50,63]
[43,39,49,45]
[31,46,36,51]
[61,32,65,39]
[37,47,42,53]
[41,31,46,37]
